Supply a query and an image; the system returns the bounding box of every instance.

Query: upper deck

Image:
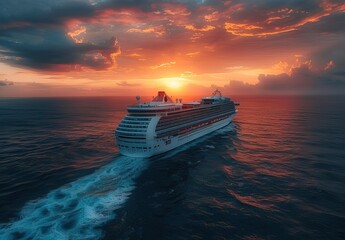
[127,90,233,115]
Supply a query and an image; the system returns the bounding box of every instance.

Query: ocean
[0,96,344,240]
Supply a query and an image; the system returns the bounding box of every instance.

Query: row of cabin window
[117,136,147,142]
[156,113,232,134]
[116,132,146,137]
[158,108,228,125]
[161,105,231,122]
[166,104,223,116]
[118,124,148,129]
[156,114,230,137]
[118,145,160,150]
[116,127,147,133]
[156,113,230,132]
[128,108,180,113]
[167,102,233,116]
[128,114,157,117]
[121,120,150,125]
[161,106,231,121]
[123,117,152,121]
[156,110,232,130]
[156,114,229,137]
[173,118,223,136]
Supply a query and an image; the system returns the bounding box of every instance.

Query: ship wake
[0,156,148,240]
[0,123,235,240]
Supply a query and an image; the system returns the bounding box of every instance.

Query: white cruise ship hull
[117,113,235,158]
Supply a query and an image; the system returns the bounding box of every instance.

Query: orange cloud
[204,11,219,22]
[163,7,190,16]
[186,52,200,57]
[67,25,86,43]
[126,53,142,57]
[127,25,165,37]
[152,2,190,16]
[151,62,176,70]
[224,22,263,36]
[185,25,216,32]
[272,61,290,73]
[324,60,334,71]
[225,1,345,37]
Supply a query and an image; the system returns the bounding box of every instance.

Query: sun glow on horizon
[162,77,186,89]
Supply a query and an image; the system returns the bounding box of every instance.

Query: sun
[163,77,184,89]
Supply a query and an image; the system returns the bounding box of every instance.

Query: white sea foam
[0,156,148,240]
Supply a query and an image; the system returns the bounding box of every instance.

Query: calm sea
[0,96,344,240]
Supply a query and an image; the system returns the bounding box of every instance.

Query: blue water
[0,96,345,239]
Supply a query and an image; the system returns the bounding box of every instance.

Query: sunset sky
[0,0,345,97]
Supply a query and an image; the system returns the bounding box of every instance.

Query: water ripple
[0,156,148,240]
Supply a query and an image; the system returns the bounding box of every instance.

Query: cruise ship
[115,90,238,157]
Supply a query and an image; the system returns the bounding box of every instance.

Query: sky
[0,0,345,97]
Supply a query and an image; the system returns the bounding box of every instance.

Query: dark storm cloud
[0,0,122,70]
[0,0,215,28]
[0,1,170,71]
[229,0,321,22]
[301,12,345,34]
[310,37,345,80]
[0,27,120,70]
[223,64,345,95]
[0,0,198,71]
[257,64,345,94]
[223,0,345,37]
[99,0,154,11]
[0,80,14,87]
[0,0,96,26]
[0,0,167,71]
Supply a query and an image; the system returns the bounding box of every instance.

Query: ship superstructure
[115,90,237,157]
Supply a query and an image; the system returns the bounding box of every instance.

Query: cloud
[222,63,345,95]
[185,25,215,32]
[310,38,345,79]
[0,0,344,92]
[116,81,140,87]
[224,22,264,36]
[0,0,95,27]
[0,0,124,71]
[67,25,86,43]
[151,61,176,70]
[224,0,345,36]
[0,27,120,71]
[127,25,165,37]
[0,80,14,87]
